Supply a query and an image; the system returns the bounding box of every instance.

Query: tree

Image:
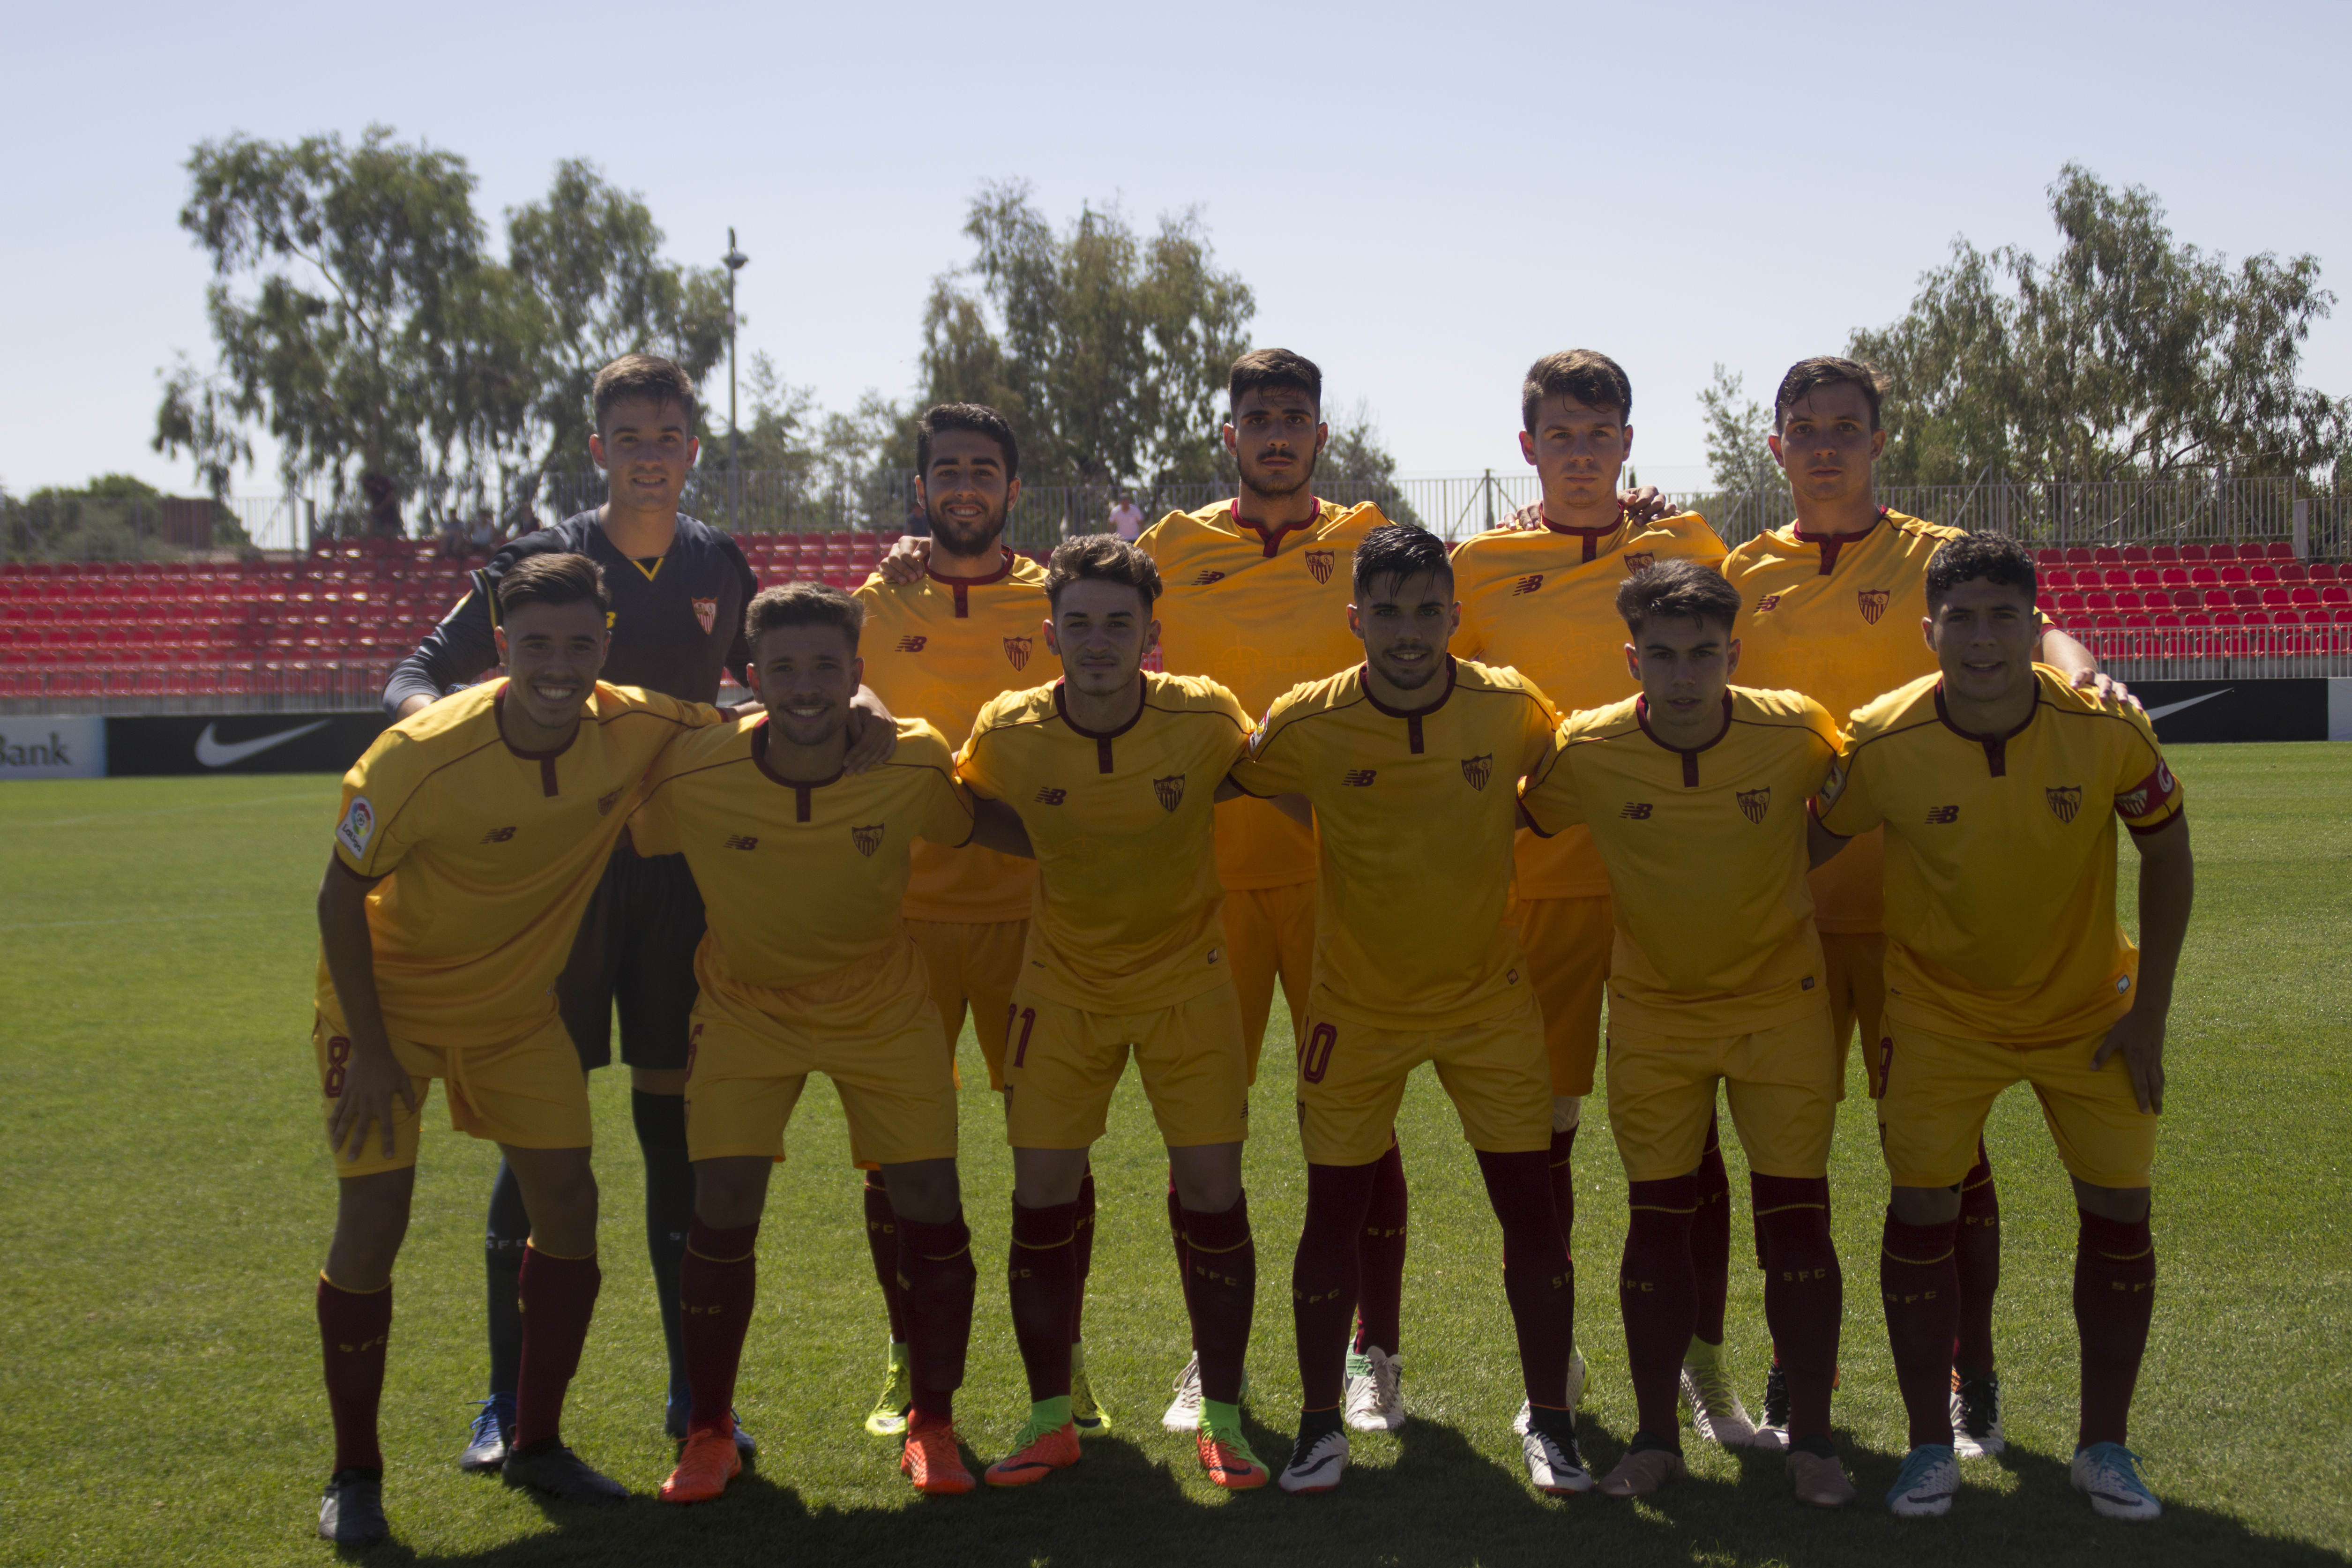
[1318,400,1424,528]
[1853,164,2350,485]
[914,181,1257,489]
[1697,364,1776,496]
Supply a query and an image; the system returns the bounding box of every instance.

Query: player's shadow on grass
[386,1421,2347,1568]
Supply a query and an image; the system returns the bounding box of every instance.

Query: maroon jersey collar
[1933,682,2040,778]
[1230,498,1321,558]
[1792,507,1890,575]
[1635,691,1734,787]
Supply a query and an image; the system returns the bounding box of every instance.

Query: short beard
[927,497,1007,560]
[1240,446,1319,501]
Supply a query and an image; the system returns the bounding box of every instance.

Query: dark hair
[746,582,865,651]
[1773,356,1886,432]
[1924,531,2038,613]
[1351,523,1450,599]
[497,552,610,620]
[1522,349,1633,431]
[1045,534,1163,612]
[1228,347,1322,414]
[592,353,698,433]
[916,402,1020,479]
[1616,558,1741,637]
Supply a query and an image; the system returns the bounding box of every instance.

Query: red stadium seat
[2322,586,2351,607]
[2190,566,2220,586]
[2250,564,2279,585]
[2309,563,2339,583]
[2262,587,2293,609]
[2279,562,2309,584]
[2290,586,2321,609]
[2092,546,2122,564]
[2121,545,2151,564]
[2180,544,2210,563]
[2236,542,2267,561]
[2035,549,2065,567]
[2112,590,2143,611]
[2098,567,2128,588]
[2083,591,2114,612]
[2268,541,2296,560]
[2219,565,2249,585]
[2064,547,2095,565]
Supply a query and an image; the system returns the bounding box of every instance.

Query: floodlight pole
[724,229,750,534]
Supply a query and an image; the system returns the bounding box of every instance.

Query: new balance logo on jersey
[1305,549,1336,584]
[596,788,624,816]
[2046,785,2083,823]
[1620,802,1653,819]
[895,635,928,653]
[1461,754,1493,790]
[724,833,760,850]
[1623,552,1656,574]
[1736,786,1771,823]
[1926,805,1961,824]
[480,825,517,843]
[1034,786,1067,805]
[1757,594,1783,612]
[851,823,885,857]
[1003,636,1033,671]
[1342,769,1377,787]
[1857,589,1891,624]
[1510,574,1544,596]
[1153,774,1186,812]
[1192,570,1227,585]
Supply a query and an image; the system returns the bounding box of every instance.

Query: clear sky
[7,0,2348,498]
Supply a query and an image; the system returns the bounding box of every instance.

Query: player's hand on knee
[2092,1012,2165,1115]
[879,536,930,584]
[2072,667,2143,714]
[331,1039,418,1162]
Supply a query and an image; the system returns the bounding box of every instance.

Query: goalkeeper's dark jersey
[382,511,759,713]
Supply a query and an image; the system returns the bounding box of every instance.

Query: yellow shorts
[904,917,1029,1090]
[1516,894,1612,1098]
[1820,931,1888,1099]
[1224,880,1315,1083]
[1295,995,1552,1166]
[313,1005,589,1179]
[1605,1014,1840,1183]
[1003,982,1249,1150]
[684,939,958,1169]
[1877,1021,2156,1190]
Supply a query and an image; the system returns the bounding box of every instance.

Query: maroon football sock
[2074,1208,2156,1449]
[1547,1122,1577,1258]
[1476,1149,1575,1409]
[1621,1174,1699,1441]
[515,1246,600,1450]
[1690,1115,1731,1346]
[680,1218,759,1434]
[862,1172,907,1343]
[1351,1138,1408,1355]
[1753,1175,1840,1444]
[1293,1160,1377,1410]
[1881,1209,1961,1450]
[1166,1176,1192,1348]
[1070,1168,1097,1345]
[896,1210,975,1426]
[1183,1193,1256,1405]
[1954,1141,2001,1373]
[1009,1200,1077,1403]
[317,1275,391,1472]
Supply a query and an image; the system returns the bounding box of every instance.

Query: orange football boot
[1197,1426,1271,1490]
[659,1426,743,1504]
[900,1424,976,1495]
[983,1420,1081,1488]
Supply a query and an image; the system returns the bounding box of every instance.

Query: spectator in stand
[467,510,500,553]
[1110,491,1145,542]
[436,515,470,560]
[903,482,932,539]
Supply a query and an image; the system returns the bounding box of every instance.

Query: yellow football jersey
[321,680,721,1046]
[1141,498,1392,891]
[1520,686,1840,1035]
[1229,657,1558,1030]
[958,672,1251,1013]
[1720,509,1961,933]
[1814,666,2186,1046]
[855,550,1048,923]
[630,717,975,989]
[1451,509,1729,899]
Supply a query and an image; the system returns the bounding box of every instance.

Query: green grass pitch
[0,742,2345,1566]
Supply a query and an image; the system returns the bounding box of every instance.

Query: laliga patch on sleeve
[1816,762,1847,808]
[336,796,376,857]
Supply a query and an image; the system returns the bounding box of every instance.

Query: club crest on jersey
[1510,574,1544,597]
[851,823,886,857]
[1757,594,1783,612]
[336,797,374,856]
[1304,549,1336,585]
[1736,786,1771,824]
[692,597,718,635]
[1002,636,1033,671]
[1623,552,1656,575]
[1461,754,1493,791]
[1857,589,1891,625]
[895,635,927,653]
[2046,785,2083,823]
[1192,570,1227,586]
[1154,774,1187,812]
[597,788,624,816]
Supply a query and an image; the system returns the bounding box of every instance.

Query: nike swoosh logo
[2144,688,2231,723]
[194,720,330,768]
